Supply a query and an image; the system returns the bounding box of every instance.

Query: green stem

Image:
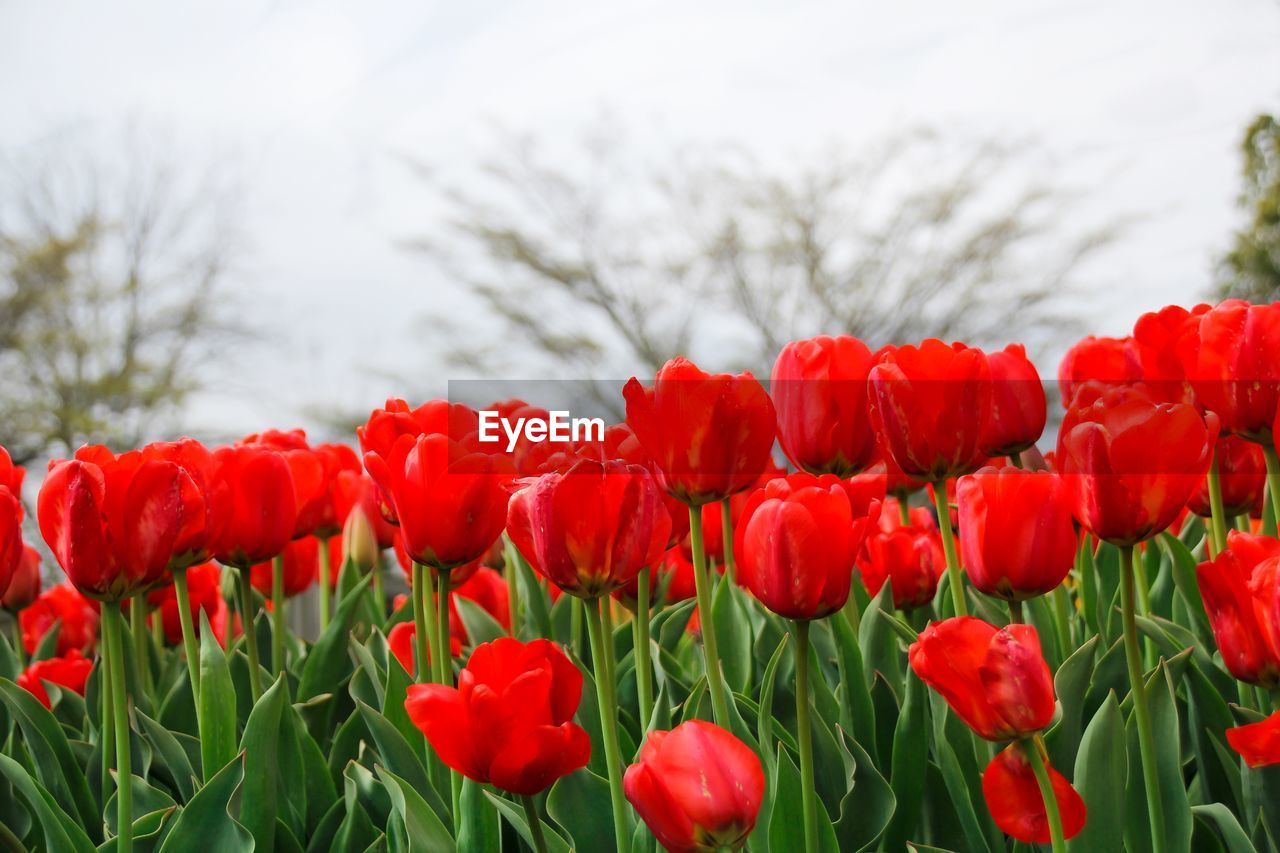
[372,555,386,624]
[1264,447,1280,538]
[584,597,631,853]
[897,497,911,528]
[317,538,331,632]
[1234,513,1250,533]
[11,619,23,667]
[570,597,584,658]
[0,819,25,853]
[1021,736,1066,853]
[688,504,732,727]
[435,571,461,833]
[102,604,133,853]
[1008,599,1023,624]
[600,597,617,689]
[634,567,654,731]
[794,620,818,853]
[1008,452,1024,469]
[236,568,263,701]
[172,568,202,705]
[521,795,550,853]
[100,637,113,809]
[720,499,737,577]
[131,595,152,698]
[931,482,968,616]
[1206,450,1229,557]
[271,555,286,677]
[1132,546,1154,669]
[411,563,432,682]
[1120,545,1167,853]
[841,593,861,634]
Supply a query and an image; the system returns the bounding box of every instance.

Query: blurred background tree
[1219,113,1279,303]
[409,124,1121,384]
[0,129,242,465]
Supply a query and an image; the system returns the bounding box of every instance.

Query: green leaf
[831,614,878,764]
[1192,803,1258,853]
[453,597,507,649]
[103,773,177,835]
[198,608,238,782]
[750,633,789,846]
[1070,692,1126,853]
[299,575,372,703]
[485,790,572,853]
[883,669,928,852]
[1160,533,1212,642]
[858,584,902,691]
[238,674,288,851]
[456,776,500,853]
[0,676,101,837]
[710,569,752,693]
[0,628,21,681]
[768,743,840,853]
[548,767,614,851]
[135,710,197,803]
[375,766,456,853]
[1046,635,1098,771]
[927,692,995,853]
[381,651,422,758]
[32,618,62,662]
[159,753,255,852]
[355,700,450,825]
[0,753,96,853]
[833,728,896,852]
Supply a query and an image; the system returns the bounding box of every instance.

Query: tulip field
[4,299,1280,853]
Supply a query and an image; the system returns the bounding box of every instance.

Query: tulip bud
[1196,531,1280,687]
[983,744,1087,842]
[1,545,41,613]
[342,506,379,573]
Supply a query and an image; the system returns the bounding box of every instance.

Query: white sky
[2,0,1278,440]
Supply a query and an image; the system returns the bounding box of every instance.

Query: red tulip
[1057,335,1141,409]
[333,471,397,550]
[208,444,296,569]
[1133,303,1210,407]
[983,344,1047,457]
[1,545,42,613]
[365,433,509,570]
[1189,434,1266,518]
[909,617,1055,740]
[147,562,227,647]
[508,458,671,598]
[856,524,944,610]
[623,720,765,853]
[1226,711,1280,768]
[311,443,363,538]
[771,335,878,477]
[0,487,22,600]
[38,444,216,600]
[135,439,232,571]
[240,429,328,539]
[735,472,880,620]
[1185,300,1280,443]
[1195,532,1280,686]
[250,537,318,599]
[405,637,590,795]
[0,445,24,498]
[16,650,93,709]
[20,582,98,656]
[1056,387,1216,546]
[983,744,1087,842]
[358,398,482,461]
[868,340,991,481]
[957,468,1077,601]
[623,357,777,506]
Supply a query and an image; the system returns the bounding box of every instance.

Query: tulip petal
[983,745,1086,843]
[1226,711,1280,768]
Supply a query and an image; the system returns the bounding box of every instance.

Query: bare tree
[0,128,242,464]
[406,124,1120,384]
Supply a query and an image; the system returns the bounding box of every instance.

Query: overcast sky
[2,0,1278,440]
